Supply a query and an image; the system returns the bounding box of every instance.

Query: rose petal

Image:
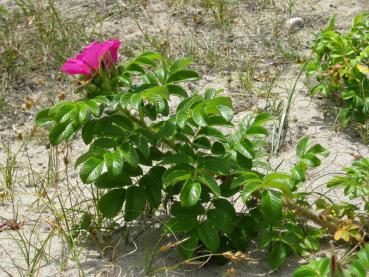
[61,58,93,75]
[102,39,121,63]
[75,41,102,70]
[61,39,121,75]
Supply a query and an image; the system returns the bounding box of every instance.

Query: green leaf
[234,141,254,159]
[118,142,139,168]
[180,182,201,207]
[143,86,169,100]
[55,102,75,123]
[94,172,132,188]
[164,215,198,234]
[49,122,75,145]
[35,109,53,126]
[197,174,221,198]
[130,93,142,110]
[207,208,234,234]
[134,135,150,159]
[262,190,282,222]
[139,166,165,209]
[263,173,292,197]
[98,189,125,218]
[104,151,123,177]
[211,142,226,155]
[241,181,263,201]
[170,202,205,217]
[197,221,220,252]
[193,136,212,149]
[307,144,329,157]
[126,62,145,74]
[162,165,194,188]
[297,136,310,158]
[212,198,237,220]
[192,102,207,126]
[134,51,162,65]
[86,99,101,117]
[245,126,268,136]
[82,120,97,144]
[293,258,330,277]
[170,58,193,73]
[179,232,199,259]
[267,242,287,269]
[292,268,319,277]
[167,84,188,98]
[167,70,199,83]
[198,156,230,175]
[161,153,194,165]
[198,127,225,141]
[176,110,188,128]
[204,88,219,99]
[216,105,233,121]
[253,113,274,126]
[260,231,277,248]
[111,115,134,131]
[156,121,176,142]
[124,186,146,221]
[80,157,104,184]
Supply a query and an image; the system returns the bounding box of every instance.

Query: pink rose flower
[61,39,121,75]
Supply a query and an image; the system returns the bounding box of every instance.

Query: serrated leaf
[170,58,193,73]
[198,126,225,141]
[104,151,123,177]
[162,169,192,188]
[262,190,282,222]
[192,102,207,126]
[216,105,233,121]
[80,157,104,184]
[35,109,53,126]
[167,84,188,98]
[197,174,221,197]
[118,142,139,168]
[49,122,75,145]
[198,156,230,175]
[94,172,132,188]
[297,136,310,158]
[167,70,199,83]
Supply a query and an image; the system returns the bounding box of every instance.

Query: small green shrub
[307,14,369,141]
[36,40,368,272]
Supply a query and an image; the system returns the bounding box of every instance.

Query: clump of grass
[200,0,235,28]
[239,61,255,93]
[1,216,55,277]
[0,133,27,201]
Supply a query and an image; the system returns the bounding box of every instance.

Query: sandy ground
[1,0,369,276]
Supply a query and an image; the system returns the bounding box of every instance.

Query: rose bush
[36,40,369,273]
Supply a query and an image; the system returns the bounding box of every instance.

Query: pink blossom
[61,39,121,75]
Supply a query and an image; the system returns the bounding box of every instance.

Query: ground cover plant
[307,14,369,141]
[34,39,369,276]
